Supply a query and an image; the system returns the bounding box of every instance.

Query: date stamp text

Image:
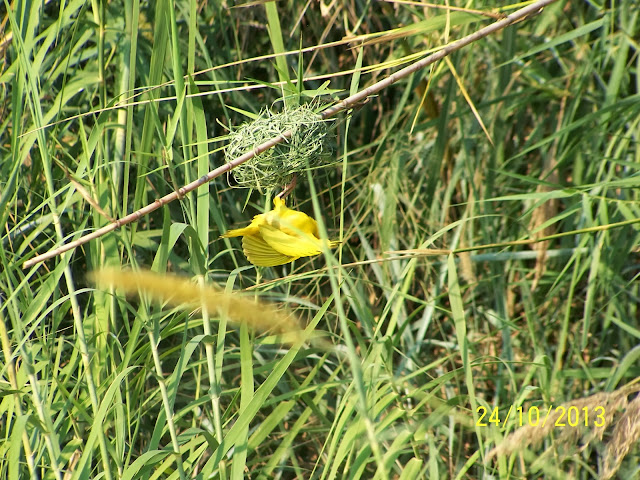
[476,405,606,428]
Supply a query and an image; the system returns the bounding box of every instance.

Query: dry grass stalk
[528,94,565,292]
[602,390,640,480]
[528,182,558,291]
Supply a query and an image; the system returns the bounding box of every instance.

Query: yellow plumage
[221,197,340,266]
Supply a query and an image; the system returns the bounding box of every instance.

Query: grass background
[2,0,640,478]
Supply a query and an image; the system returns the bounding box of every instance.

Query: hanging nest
[225,105,335,191]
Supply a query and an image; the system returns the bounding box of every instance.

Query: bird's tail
[220,226,253,238]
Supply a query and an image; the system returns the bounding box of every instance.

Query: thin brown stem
[277,174,298,199]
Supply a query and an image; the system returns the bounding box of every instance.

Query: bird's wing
[259,225,323,258]
[242,234,296,266]
[277,211,319,236]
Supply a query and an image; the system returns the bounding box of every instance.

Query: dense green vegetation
[2,0,639,478]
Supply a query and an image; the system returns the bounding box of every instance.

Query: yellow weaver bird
[221,197,340,266]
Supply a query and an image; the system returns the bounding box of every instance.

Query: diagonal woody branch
[23,0,559,269]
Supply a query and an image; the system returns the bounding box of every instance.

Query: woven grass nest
[225,105,335,191]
